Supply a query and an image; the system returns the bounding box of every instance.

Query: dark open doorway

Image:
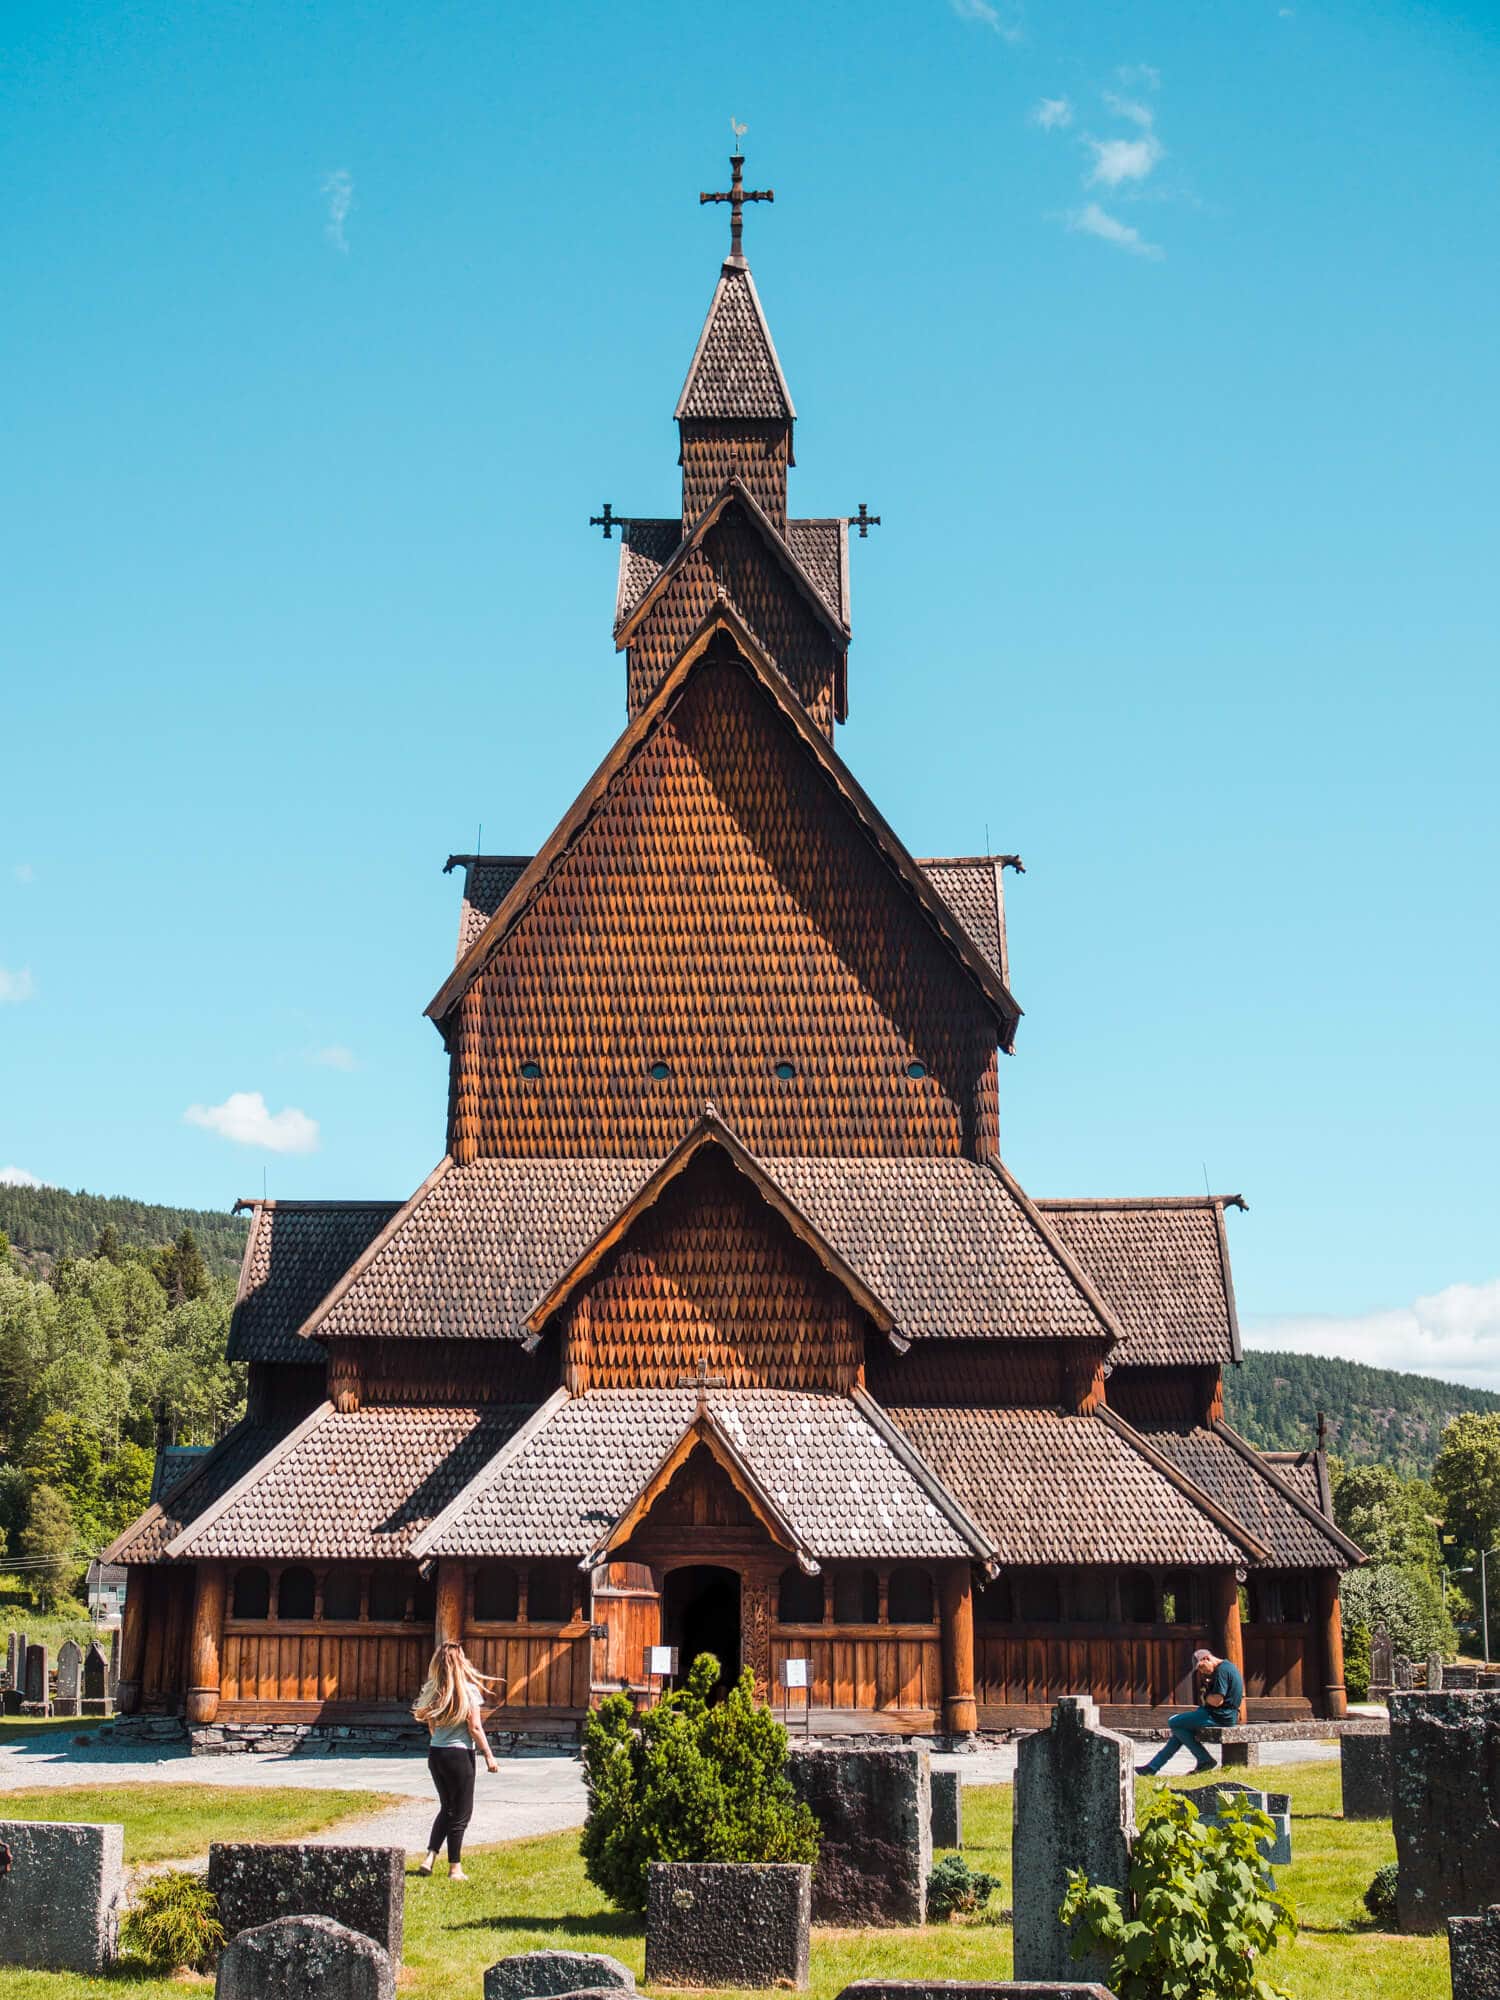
[663,1565,741,1694]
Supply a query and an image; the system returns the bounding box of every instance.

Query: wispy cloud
[949,0,1023,41]
[0,966,36,1004]
[1031,97,1074,131]
[183,1090,320,1154]
[13,864,34,885]
[0,1165,48,1188]
[322,169,354,253]
[1247,1279,1500,1396]
[1068,202,1164,259]
[1085,131,1164,188]
[310,1044,358,1072]
[1117,63,1161,92]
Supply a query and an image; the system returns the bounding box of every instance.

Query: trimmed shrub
[927,1853,1000,1921]
[120,1870,224,1972]
[580,1651,819,1913]
[1364,1861,1400,1927]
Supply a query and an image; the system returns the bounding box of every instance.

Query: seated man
[1141,1645,1244,1775]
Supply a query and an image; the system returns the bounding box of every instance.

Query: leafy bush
[1060,1787,1296,2000]
[1340,1563,1454,1670]
[580,1651,819,1913]
[120,1870,224,1972]
[1343,1620,1373,1702]
[1364,1861,1400,1927]
[927,1853,1000,1921]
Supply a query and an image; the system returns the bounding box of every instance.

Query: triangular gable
[295,1155,457,1345]
[426,607,1020,1043]
[524,1110,900,1343]
[675,263,795,424]
[982,1159,1133,1354]
[586,1407,812,1568]
[1094,1404,1276,1565]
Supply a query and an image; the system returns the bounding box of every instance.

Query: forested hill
[1226,1348,1500,1476]
[0,1183,248,1282]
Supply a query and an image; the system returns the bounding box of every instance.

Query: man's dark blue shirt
[1206,1657,1244,1724]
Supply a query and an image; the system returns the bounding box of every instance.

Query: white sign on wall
[647,1645,679,1677]
[779,1657,810,1690]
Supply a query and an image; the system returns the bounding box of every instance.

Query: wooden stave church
[107,166,1360,1739]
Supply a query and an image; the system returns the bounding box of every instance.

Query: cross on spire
[850,503,882,540]
[700,154,774,265]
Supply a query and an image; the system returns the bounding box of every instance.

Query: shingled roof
[676,263,794,422]
[104,1419,288,1565]
[1036,1197,1244,1367]
[1141,1421,1362,1569]
[166,1403,536,1561]
[294,1148,1123,1350]
[228,1199,402,1364]
[414,1387,986,1564]
[444,854,531,960]
[617,517,847,631]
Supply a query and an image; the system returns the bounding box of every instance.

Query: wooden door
[591,1560,660,1696]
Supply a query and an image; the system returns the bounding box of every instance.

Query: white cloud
[1246,1279,1500,1395]
[310,1044,358,1072]
[1103,91,1155,129]
[1117,63,1161,91]
[1032,97,1074,130]
[0,1165,48,1187]
[183,1090,320,1155]
[322,169,354,253]
[949,0,1022,40]
[1068,202,1164,258]
[1086,130,1164,187]
[0,966,36,1004]
[13,863,34,885]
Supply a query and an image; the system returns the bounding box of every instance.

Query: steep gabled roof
[616,515,848,632]
[426,607,1021,1043]
[103,1417,288,1565]
[919,856,1023,992]
[1037,1195,1245,1367]
[227,1199,403,1363]
[675,263,795,423]
[1141,1419,1364,1569]
[443,853,532,961]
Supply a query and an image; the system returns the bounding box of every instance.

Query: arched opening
[474,1563,520,1623]
[231,1566,270,1620]
[663,1565,741,1694]
[778,1565,824,1624]
[277,1565,316,1621]
[889,1566,934,1624]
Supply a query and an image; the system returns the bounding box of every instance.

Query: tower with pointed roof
[106,159,1359,1745]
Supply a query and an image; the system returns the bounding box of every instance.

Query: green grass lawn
[0,1760,1448,1999]
[0,1783,395,1865]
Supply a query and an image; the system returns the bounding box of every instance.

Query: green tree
[1433,1412,1500,1558]
[1341,1562,1454,1680]
[18,1483,78,1610]
[99,1440,155,1540]
[95,1223,123,1265]
[153,1228,211,1307]
[1333,1462,1442,1567]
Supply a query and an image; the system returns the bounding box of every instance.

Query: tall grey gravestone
[23,1643,48,1714]
[1427,1651,1445,1693]
[82,1640,111,1715]
[108,1625,121,1697]
[215,1914,395,2000]
[1370,1624,1394,1692]
[788,1746,932,1925]
[55,1639,83,1718]
[1014,1696,1135,1984]
[1391,1691,1500,1932]
[0,1819,125,1973]
[1394,1656,1413,1690]
[1449,1905,1500,2000]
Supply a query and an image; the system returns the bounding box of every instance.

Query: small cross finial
[851,503,882,539]
[590,502,624,540]
[700,147,774,264]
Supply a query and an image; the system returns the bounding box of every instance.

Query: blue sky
[3,0,1497,1381]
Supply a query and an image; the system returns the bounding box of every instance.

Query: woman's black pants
[427,1745,476,1863]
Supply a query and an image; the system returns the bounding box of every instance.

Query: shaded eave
[851,1387,999,1569]
[162,1401,337,1558]
[410,1388,571,1561]
[523,1110,901,1344]
[1037,1192,1247,1366]
[292,1156,456,1345]
[673,261,796,423]
[1210,1416,1366,1567]
[1094,1404,1275,1565]
[425,607,1022,1045]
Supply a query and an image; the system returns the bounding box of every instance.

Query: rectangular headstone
[82,1639,111,1715]
[789,1746,931,1925]
[1370,1623,1394,1689]
[645,1862,810,1990]
[1446,1665,1479,1690]
[1427,1652,1445,1692]
[835,1984,1119,2000]
[207,1845,404,1960]
[1340,1730,1392,1820]
[1391,1691,1500,1932]
[0,1819,124,1973]
[23,1642,49,1713]
[1394,1656,1413,1690]
[484,1948,636,2000]
[1449,1905,1500,2000]
[1014,1697,1134,1986]
[931,1767,962,1849]
[55,1639,83,1717]
[108,1625,120,1695]
[215,1913,394,2000]
[4,1633,17,1691]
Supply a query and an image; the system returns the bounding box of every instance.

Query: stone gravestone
[108,1625,121,1699]
[207,1845,404,1960]
[1341,1729,1392,1820]
[645,1861,810,1990]
[1,1635,20,1716]
[54,1639,83,1718]
[215,1914,394,2000]
[931,1767,962,1849]
[0,1819,125,1973]
[1426,1651,1445,1693]
[82,1640,112,1716]
[484,1949,636,2000]
[1394,1655,1413,1690]
[1449,1904,1500,2000]
[1180,1780,1290,1867]
[23,1642,48,1715]
[1370,1622,1394,1693]
[789,1746,931,1925]
[1013,1696,1134,1985]
[1391,1691,1500,1932]
[835,1983,1119,2000]
[1447,1665,1479,1690]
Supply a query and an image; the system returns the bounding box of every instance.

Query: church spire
[698,152,773,268]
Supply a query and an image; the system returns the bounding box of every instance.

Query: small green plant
[927,1852,1001,1921]
[580,1651,819,1913]
[1060,1786,1296,2000]
[120,1869,225,1972]
[1364,1860,1400,1926]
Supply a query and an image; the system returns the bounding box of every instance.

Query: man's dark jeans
[1140,1703,1227,1774]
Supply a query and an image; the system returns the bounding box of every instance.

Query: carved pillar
[1317,1569,1347,1720]
[435,1560,466,1648]
[185,1561,226,1724]
[940,1563,978,1737]
[1211,1569,1245,1682]
[115,1570,149,1715]
[741,1567,772,1700]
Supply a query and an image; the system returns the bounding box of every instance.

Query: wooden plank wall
[466,1629,591,1709]
[221,1626,429,1704]
[142,1568,194,1710]
[1243,1623,1309,1700]
[976,1626,1208,1711]
[771,1625,940,1715]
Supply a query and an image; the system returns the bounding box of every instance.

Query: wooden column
[1211,1570,1245,1682]
[1317,1569,1347,1720]
[185,1562,226,1725]
[115,1570,149,1715]
[940,1563,978,1737]
[434,1560,466,1648]
[741,1567,773,1701]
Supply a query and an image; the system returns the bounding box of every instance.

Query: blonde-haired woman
[412,1642,501,1879]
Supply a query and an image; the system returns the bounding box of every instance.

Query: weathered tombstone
[1341,1729,1392,1820]
[0,1635,19,1717]
[789,1745,931,1924]
[931,1767,962,1849]
[1427,1651,1445,1693]
[1394,1655,1413,1690]
[23,1642,49,1714]
[54,1639,83,1718]
[81,1640,111,1715]
[1180,1780,1290,1867]
[207,1845,404,1959]
[484,1949,636,2000]
[1013,1697,1134,1985]
[107,1624,121,1697]
[1447,1665,1479,1690]
[215,1914,394,2000]
[1370,1622,1394,1692]
[644,1862,810,1990]
[1449,1904,1500,2000]
[836,1984,1118,2000]
[0,1819,125,1972]
[1391,1691,1500,1932]
[4,1632,17,1690]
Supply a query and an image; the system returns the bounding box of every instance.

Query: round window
[774,1061,796,1082]
[648,1060,671,1081]
[519,1059,542,1080]
[905,1059,928,1080]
